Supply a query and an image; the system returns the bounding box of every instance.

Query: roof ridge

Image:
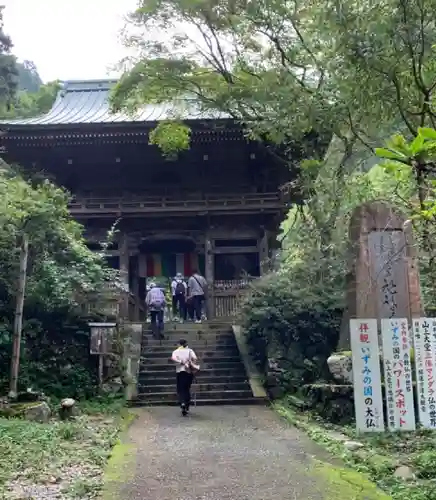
[62,79,117,92]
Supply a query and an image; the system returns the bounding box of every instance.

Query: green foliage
[113,0,436,158]
[0,308,104,399]
[0,6,18,109]
[277,405,436,500]
[0,171,116,310]
[148,120,191,156]
[0,168,117,396]
[241,271,342,392]
[0,80,59,119]
[375,128,436,166]
[0,407,127,497]
[16,60,42,92]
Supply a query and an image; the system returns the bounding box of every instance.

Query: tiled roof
[1,79,228,127]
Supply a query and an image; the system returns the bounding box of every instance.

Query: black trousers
[150,310,164,337]
[192,294,205,321]
[176,371,194,408]
[172,294,187,319]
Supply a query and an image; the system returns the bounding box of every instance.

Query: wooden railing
[212,278,256,318]
[69,192,285,215]
[83,279,254,320]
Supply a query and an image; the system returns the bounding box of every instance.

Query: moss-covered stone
[311,460,392,500]
[0,401,51,422]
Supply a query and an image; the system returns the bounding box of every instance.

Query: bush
[0,305,105,399]
[240,271,342,395]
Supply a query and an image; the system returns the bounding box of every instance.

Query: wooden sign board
[89,322,116,355]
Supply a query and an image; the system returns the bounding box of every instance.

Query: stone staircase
[135,322,264,405]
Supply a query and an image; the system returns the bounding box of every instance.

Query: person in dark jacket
[171,273,187,322]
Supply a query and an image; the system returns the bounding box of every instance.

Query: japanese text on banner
[350,319,384,432]
[381,318,416,431]
[413,318,436,428]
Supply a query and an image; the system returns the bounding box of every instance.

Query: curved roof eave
[0,79,231,129]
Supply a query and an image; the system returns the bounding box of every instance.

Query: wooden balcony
[69,192,286,217]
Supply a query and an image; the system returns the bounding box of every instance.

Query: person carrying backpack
[145,282,166,338]
[171,273,187,322]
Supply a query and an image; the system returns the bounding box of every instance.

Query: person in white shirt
[171,339,198,415]
[171,273,187,322]
[187,269,208,323]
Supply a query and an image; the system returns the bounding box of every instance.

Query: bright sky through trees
[3,0,137,82]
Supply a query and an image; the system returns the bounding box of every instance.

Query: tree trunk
[9,233,29,398]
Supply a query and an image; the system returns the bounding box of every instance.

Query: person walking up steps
[171,273,187,322]
[171,339,199,416]
[187,269,207,324]
[145,282,166,339]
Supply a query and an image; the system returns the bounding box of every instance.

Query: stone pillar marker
[338,201,423,349]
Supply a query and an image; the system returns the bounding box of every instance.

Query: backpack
[175,281,185,296]
[151,298,164,310]
[150,290,165,309]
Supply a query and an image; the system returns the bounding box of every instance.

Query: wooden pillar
[132,254,140,321]
[119,233,130,320]
[205,234,215,319]
[259,228,270,275]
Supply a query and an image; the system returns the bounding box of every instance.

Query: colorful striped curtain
[140,253,205,278]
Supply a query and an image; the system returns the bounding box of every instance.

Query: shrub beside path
[103,405,389,500]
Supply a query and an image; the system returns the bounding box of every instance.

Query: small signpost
[89,322,117,389]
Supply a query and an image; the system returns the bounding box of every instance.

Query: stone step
[141,354,241,365]
[142,345,240,356]
[138,366,247,378]
[150,322,232,331]
[142,338,238,348]
[139,361,245,371]
[129,397,267,407]
[138,374,249,385]
[137,389,254,403]
[139,363,246,377]
[138,381,251,393]
[142,333,235,344]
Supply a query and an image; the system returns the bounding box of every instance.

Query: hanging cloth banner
[350,319,385,433]
[413,318,436,429]
[381,318,416,431]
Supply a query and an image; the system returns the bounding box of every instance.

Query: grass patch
[0,397,134,499]
[276,399,436,500]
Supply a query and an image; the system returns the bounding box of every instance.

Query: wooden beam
[204,234,215,319]
[132,257,140,321]
[210,229,258,239]
[212,246,258,254]
[99,249,138,257]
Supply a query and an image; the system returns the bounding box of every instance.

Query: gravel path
[115,405,337,500]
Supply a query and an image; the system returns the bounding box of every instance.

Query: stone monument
[337,201,422,349]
